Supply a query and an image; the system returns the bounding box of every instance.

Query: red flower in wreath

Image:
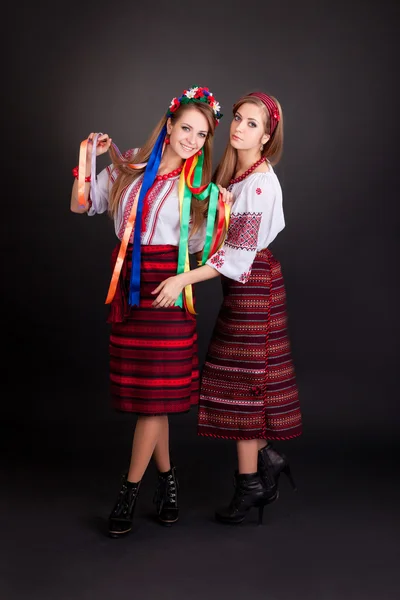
[194,87,205,99]
[169,97,180,113]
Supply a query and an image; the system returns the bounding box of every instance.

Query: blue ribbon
[129,125,167,306]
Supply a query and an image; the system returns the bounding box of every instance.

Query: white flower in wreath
[185,87,199,99]
[212,101,221,114]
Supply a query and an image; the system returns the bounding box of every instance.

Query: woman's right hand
[87,132,112,157]
[217,184,234,207]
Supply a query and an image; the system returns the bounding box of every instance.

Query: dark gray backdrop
[2,3,400,600]
[3,0,399,442]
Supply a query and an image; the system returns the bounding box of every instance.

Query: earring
[260,143,264,151]
[197,150,202,156]
[165,136,170,145]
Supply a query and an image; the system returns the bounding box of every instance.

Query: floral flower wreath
[167,86,223,125]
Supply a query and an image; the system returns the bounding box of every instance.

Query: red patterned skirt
[198,249,302,440]
[108,244,199,415]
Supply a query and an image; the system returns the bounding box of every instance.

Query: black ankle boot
[257,446,279,503]
[261,443,297,491]
[108,474,141,538]
[153,465,179,526]
[215,472,270,525]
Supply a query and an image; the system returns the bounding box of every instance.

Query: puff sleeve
[206,173,284,283]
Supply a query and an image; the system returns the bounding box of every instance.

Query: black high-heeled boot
[257,446,279,503]
[260,443,297,491]
[108,474,141,538]
[153,465,179,526]
[215,472,270,525]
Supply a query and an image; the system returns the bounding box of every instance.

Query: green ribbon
[175,153,220,308]
[175,173,193,308]
[190,152,219,264]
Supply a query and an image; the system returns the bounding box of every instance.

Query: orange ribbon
[104,184,142,304]
[77,139,88,208]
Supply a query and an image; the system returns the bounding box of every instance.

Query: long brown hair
[214,94,284,188]
[107,103,216,232]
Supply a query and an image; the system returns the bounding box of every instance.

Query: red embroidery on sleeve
[239,269,252,283]
[209,248,225,268]
[225,212,262,251]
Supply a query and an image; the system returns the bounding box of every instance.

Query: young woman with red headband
[152,91,302,525]
[70,86,230,537]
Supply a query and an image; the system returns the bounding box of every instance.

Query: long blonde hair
[214,94,284,188]
[107,103,216,232]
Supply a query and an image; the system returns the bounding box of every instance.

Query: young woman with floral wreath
[70,85,231,537]
[152,91,302,525]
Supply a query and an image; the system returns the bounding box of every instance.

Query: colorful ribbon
[104,182,142,305]
[173,152,230,313]
[77,131,230,315]
[181,153,230,260]
[129,126,167,307]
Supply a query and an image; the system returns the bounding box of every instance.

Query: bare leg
[257,439,268,451]
[237,439,259,474]
[127,416,165,483]
[152,416,171,472]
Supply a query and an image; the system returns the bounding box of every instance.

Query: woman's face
[167,107,209,160]
[230,102,270,151]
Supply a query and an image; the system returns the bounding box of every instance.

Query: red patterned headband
[248,92,280,135]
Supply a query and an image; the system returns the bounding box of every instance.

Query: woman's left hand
[151,276,185,308]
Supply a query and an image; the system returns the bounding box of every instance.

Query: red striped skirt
[108,244,199,415]
[198,249,302,440]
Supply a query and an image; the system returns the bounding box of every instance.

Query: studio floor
[1,389,399,600]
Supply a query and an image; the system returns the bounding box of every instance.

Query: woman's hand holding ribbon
[87,132,112,157]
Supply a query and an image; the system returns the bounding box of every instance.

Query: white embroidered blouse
[87,149,205,254]
[206,167,285,283]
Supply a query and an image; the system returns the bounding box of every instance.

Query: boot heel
[257,504,265,526]
[282,464,297,491]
